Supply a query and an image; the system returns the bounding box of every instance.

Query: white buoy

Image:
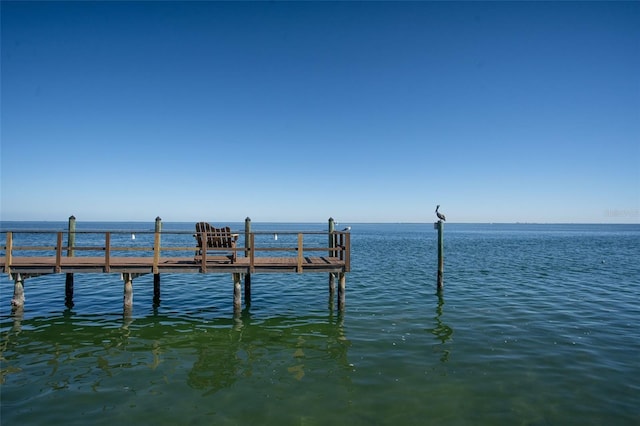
[274,233,278,241]
[131,233,136,240]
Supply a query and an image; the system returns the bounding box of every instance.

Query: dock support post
[153,216,162,306]
[337,272,346,310]
[153,274,161,306]
[436,220,444,292]
[123,273,134,310]
[233,273,242,311]
[244,217,251,306]
[328,218,336,300]
[65,274,74,308]
[65,215,76,308]
[11,274,25,309]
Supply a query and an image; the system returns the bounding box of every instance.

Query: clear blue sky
[1,1,639,223]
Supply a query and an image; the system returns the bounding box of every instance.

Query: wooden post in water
[436,220,444,292]
[65,215,76,308]
[123,273,134,309]
[153,216,162,306]
[11,273,25,309]
[338,272,346,310]
[233,272,242,312]
[244,217,251,306]
[328,217,336,301]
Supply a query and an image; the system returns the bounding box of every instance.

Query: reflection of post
[12,303,24,332]
[432,293,453,363]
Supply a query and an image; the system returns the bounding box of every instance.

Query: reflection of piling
[65,215,76,308]
[436,220,444,291]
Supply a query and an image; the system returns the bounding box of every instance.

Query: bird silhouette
[435,205,446,222]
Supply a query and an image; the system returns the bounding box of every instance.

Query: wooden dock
[1,217,350,312]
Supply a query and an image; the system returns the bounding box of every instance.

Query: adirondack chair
[194,222,238,262]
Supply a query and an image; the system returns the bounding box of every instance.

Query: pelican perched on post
[436,205,446,222]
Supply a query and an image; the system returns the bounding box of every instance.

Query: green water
[2,223,639,425]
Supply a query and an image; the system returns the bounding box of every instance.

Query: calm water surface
[1,223,639,425]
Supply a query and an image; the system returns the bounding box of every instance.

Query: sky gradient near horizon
[2,1,639,223]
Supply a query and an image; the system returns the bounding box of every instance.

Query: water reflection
[189,309,350,395]
[430,293,453,363]
[0,310,351,396]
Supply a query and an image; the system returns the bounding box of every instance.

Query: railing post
[55,232,63,273]
[104,232,111,273]
[200,230,207,273]
[244,217,252,306]
[249,233,255,273]
[328,217,335,256]
[5,232,13,275]
[344,232,351,272]
[65,215,75,308]
[67,215,76,257]
[297,233,304,273]
[153,216,162,306]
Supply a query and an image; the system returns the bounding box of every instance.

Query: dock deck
[0,255,347,275]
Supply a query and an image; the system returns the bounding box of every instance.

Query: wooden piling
[123,273,134,309]
[153,216,162,305]
[338,272,346,310]
[244,217,251,306]
[437,222,444,290]
[328,217,336,299]
[65,215,76,308]
[11,273,25,308]
[233,272,242,311]
[65,274,74,309]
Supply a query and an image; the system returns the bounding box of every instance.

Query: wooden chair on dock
[194,222,238,263]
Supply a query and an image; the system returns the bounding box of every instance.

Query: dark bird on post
[436,205,446,222]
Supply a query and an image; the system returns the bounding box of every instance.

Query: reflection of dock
[2,311,351,397]
[190,312,350,393]
[1,217,350,312]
